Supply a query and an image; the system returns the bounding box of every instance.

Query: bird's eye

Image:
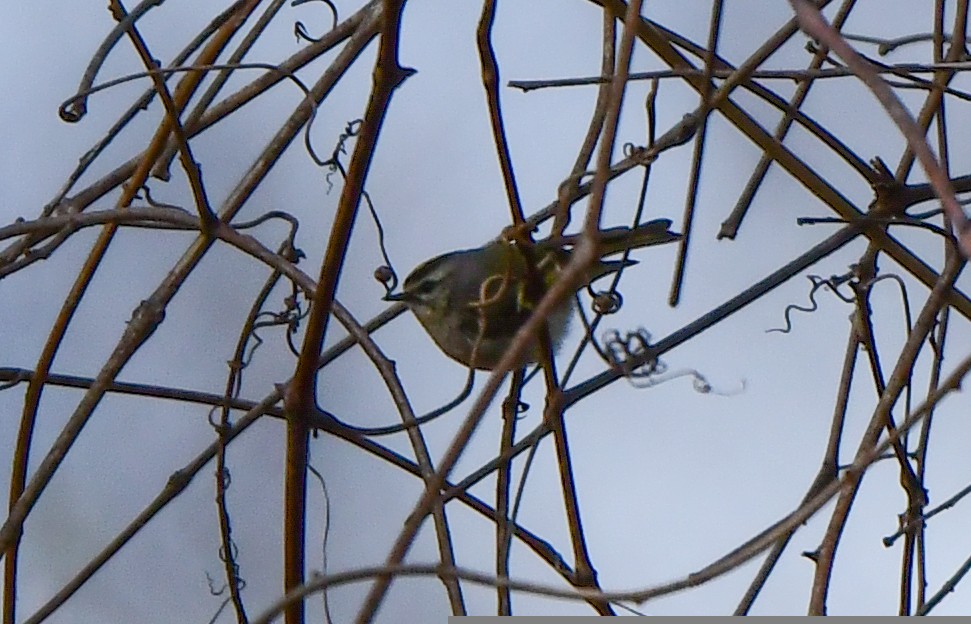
[406,275,444,302]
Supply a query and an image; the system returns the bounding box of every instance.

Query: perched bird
[384,219,680,370]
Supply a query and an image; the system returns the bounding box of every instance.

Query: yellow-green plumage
[386,219,680,370]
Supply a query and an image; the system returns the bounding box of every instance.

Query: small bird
[384,219,680,370]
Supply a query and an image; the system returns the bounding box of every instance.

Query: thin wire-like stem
[734,328,858,614]
[667,0,721,305]
[495,370,524,615]
[251,348,971,623]
[808,252,965,614]
[284,3,412,622]
[477,0,525,229]
[214,264,293,624]
[720,0,861,239]
[1,0,263,583]
[790,0,971,256]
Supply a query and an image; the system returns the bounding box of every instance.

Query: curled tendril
[768,269,858,334]
[602,330,740,393]
[205,572,227,596]
[207,405,225,431]
[231,210,305,266]
[590,289,623,315]
[602,328,663,379]
[292,0,339,43]
[309,118,363,174]
[316,119,398,294]
[139,185,180,209]
[622,142,653,164]
[621,113,699,165]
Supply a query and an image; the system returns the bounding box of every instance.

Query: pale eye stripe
[407,263,449,291]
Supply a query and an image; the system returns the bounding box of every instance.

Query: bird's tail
[598,219,681,256]
[543,218,681,255]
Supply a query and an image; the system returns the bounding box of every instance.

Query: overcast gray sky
[3,1,971,621]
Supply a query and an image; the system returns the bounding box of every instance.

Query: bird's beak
[383,291,406,303]
[601,257,638,271]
